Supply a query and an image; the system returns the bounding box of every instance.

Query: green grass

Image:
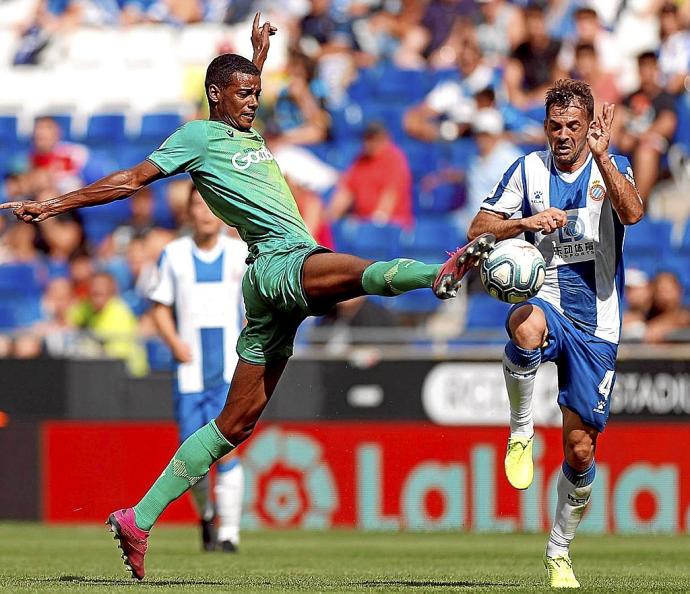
[1,524,690,592]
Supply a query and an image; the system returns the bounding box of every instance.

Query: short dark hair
[637,50,658,64]
[545,79,594,121]
[205,54,260,100]
[574,7,598,19]
[574,42,596,57]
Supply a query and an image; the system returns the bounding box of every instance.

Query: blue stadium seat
[385,289,439,313]
[465,294,511,330]
[349,221,403,261]
[400,139,440,182]
[139,112,183,143]
[146,338,173,372]
[0,115,18,147]
[85,113,126,145]
[673,93,690,152]
[374,64,432,104]
[0,263,45,331]
[401,216,462,255]
[329,103,366,142]
[625,219,673,256]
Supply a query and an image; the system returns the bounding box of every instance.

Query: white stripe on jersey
[482,150,631,344]
[149,234,247,393]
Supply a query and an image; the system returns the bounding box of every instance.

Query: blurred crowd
[2,0,690,373]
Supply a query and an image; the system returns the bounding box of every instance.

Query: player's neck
[553,148,591,174]
[194,233,219,251]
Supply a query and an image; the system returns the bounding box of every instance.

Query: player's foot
[219,540,238,553]
[201,518,216,552]
[106,508,149,581]
[433,233,495,299]
[504,434,534,490]
[544,553,580,588]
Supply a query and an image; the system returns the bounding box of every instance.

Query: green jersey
[147,120,315,258]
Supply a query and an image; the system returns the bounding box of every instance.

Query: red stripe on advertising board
[42,421,690,533]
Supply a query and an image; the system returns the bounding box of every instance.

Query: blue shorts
[173,383,229,442]
[508,298,618,432]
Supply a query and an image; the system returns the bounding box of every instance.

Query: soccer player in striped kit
[468,79,643,588]
[149,186,247,552]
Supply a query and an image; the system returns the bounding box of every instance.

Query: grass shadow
[360,579,519,588]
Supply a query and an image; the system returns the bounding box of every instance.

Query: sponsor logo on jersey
[589,181,606,202]
[231,146,274,171]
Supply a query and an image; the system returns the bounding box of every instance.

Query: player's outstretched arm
[251,11,277,73]
[468,208,567,241]
[588,103,644,225]
[0,160,163,223]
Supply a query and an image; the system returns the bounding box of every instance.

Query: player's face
[544,104,590,170]
[214,72,261,131]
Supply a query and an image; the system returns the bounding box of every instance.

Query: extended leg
[108,359,287,579]
[544,407,598,589]
[503,304,547,490]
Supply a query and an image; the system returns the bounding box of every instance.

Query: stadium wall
[38,421,690,534]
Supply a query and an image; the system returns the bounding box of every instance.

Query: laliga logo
[231,146,274,171]
[241,427,338,528]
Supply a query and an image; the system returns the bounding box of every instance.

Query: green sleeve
[146,120,207,176]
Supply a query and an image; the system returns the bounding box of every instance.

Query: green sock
[133,421,233,530]
[361,258,441,297]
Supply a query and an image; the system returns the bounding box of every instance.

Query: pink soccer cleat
[106,508,149,580]
[433,233,496,299]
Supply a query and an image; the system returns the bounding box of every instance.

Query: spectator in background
[658,2,690,94]
[616,51,677,203]
[571,43,621,107]
[327,123,413,229]
[621,268,652,342]
[29,117,89,194]
[69,271,148,376]
[13,0,80,65]
[557,8,622,83]
[271,50,330,146]
[461,108,522,227]
[420,0,471,59]
[405,39,496,142]
[504,5,564,111]
[645,271,690,343]
[474,0,526,67]
[38,216,84,278]
[287,176,334,250]
[3,222,41,265]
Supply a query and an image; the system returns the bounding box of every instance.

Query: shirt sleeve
[146,121,206,176]
[147,248,175,306]
[480,157,526,217]
[425,81,459,114]
[610,154,636,187]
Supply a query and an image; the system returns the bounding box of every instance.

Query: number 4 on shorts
[598,370,615,399]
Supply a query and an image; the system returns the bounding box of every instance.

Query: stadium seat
[349,221,403,261]
[85,113,126,146]
[0,115,18,147]
[464,294,511,331]
[673,93,690,153]
[139,112,183,143]
[374,64,432,104]
[385,289,439,314]
[625,219,673,256]
[401,216,462,255]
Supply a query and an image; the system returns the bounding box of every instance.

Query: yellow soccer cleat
[544,554,580,588]
[504,434,534,490]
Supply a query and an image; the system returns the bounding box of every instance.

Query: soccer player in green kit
[2,14,494,580]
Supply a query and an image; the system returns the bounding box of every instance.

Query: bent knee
[508,305,548,350]
[565,438,595,471]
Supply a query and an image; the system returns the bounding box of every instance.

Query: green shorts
[237,241,328,365]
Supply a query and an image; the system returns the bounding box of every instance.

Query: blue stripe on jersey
[520,158,537,244]
[557,261,598,334]
[614,212,626,328]
[484,157,524,206]
[548,159,593,211]
[193,252,224,283]
[200,327,225,388]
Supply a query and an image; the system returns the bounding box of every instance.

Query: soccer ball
[479,238,546,304]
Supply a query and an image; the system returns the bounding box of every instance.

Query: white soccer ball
[479,238,546,304]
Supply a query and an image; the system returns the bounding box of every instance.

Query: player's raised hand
[525,207,567,234]
[251,12,277,72]
[587,103,615,157]
[0,200,51,223]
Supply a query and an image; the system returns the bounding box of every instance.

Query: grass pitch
[1,523,690,592]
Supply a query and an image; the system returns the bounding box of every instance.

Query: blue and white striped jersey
[149,234,247,393]
[482,150,635,344]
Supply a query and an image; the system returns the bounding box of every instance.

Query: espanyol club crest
[589,182,606,202]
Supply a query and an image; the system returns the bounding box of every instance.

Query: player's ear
[207,84,221,105]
